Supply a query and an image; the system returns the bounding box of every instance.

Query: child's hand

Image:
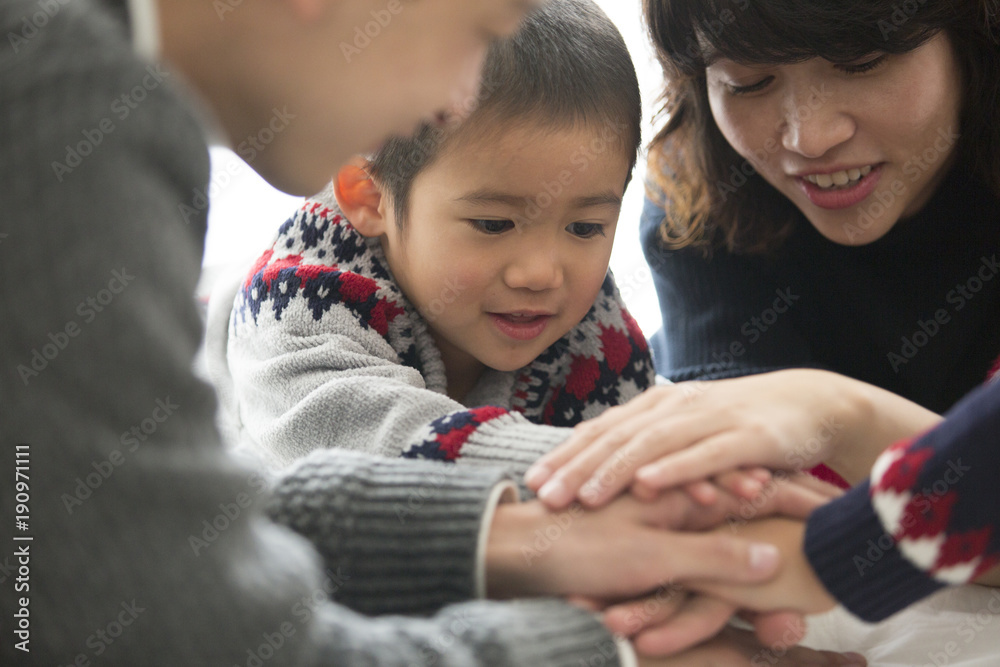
[604,518,840,662]
[524,369,936,509]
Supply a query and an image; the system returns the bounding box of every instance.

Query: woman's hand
[524,369,940,509]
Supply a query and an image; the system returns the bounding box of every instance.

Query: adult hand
[525,369,940,509]
[484,488,783,602]
[637,626,866,666]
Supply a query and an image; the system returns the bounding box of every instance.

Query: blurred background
[200,0,664,336]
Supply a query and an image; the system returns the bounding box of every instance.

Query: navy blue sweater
[641,167,1000,414]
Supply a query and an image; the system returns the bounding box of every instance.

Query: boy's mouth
[489,312,553,341]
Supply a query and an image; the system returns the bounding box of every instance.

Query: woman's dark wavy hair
[644,0,1000,254]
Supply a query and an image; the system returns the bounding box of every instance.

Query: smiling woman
[639,0,1000,416]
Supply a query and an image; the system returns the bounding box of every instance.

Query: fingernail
[842,652,867,665]
[538,478,568,506]
[635,465,655,483]
[749,543,779,573]
[524,465,549,488]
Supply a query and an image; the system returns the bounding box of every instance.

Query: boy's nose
[503,245,564,292]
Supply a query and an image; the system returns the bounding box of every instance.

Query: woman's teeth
[805,165,873,189]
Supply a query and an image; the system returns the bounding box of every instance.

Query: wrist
[828,380,940,485]
[485,501,545,599]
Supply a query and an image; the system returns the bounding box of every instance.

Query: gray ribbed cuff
[266,449,514,616]
[435,599,624,667]
[458,413,571,493]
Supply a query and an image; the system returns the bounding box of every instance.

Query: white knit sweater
[220,187,655,474]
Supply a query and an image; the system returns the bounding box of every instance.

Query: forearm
[266,449,518,616]
[229,326,570,476]
[823,374,941,484]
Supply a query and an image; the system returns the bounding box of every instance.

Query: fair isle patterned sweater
[227,189,655,473]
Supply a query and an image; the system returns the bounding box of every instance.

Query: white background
[201,0,664,336]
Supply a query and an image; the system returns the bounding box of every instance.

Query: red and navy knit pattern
[403,407,510,462]
[234,198,655,462]
[870,386,1000,585]
[806,378,1000,622]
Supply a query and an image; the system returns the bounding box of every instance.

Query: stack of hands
[486,370,942,666]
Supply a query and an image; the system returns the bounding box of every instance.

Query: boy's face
[379,122,629,385]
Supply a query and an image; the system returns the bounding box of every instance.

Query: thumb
[654,531,781,585]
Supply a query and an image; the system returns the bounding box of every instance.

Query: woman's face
[705,32,963,245]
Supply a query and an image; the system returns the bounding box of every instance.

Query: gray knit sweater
[218,190,654,474]
[0,0,624,664]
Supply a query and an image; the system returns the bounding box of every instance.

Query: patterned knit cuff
[265,449,516,617]
[805,479,944,623]
[457,412,572,489]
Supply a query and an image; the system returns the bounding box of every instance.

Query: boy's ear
[333,157,386,238]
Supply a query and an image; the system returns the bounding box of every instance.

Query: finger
[565,595,607,612]
[538,410,671,509]
[630,480,660,502]
[524,422,610,492]
[726,625,868,666]
[767,477,834,520]
[632,596,736,656]
[652,531,781,585]
[635,431,778,492]
[603,589,690,637]
[579,414,726,507]
[684,480,718,506]
[749,610,808,648]
[526,396,662,491]
[719,474,832,523]
[715,470,765,500]
[784,471,847,499]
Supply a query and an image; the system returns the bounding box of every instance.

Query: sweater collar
[127,0,160,61]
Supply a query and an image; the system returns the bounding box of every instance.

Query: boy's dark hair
[367,0,642,227]
[644,0,1000,255]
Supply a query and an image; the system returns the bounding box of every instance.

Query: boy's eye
[468,219,513,234]
[567,222,606,239]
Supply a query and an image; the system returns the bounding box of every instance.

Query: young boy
[221,0,655,470]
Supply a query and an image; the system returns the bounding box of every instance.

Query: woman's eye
[838,54,889,75]
[726,75,774,96]
[567,222,606,239]
[468,219,513,234]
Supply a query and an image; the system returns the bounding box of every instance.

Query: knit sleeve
[222,206,652,479]
[640,196,816,381]
[222,213,566,477]
[804,378,1000,622]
